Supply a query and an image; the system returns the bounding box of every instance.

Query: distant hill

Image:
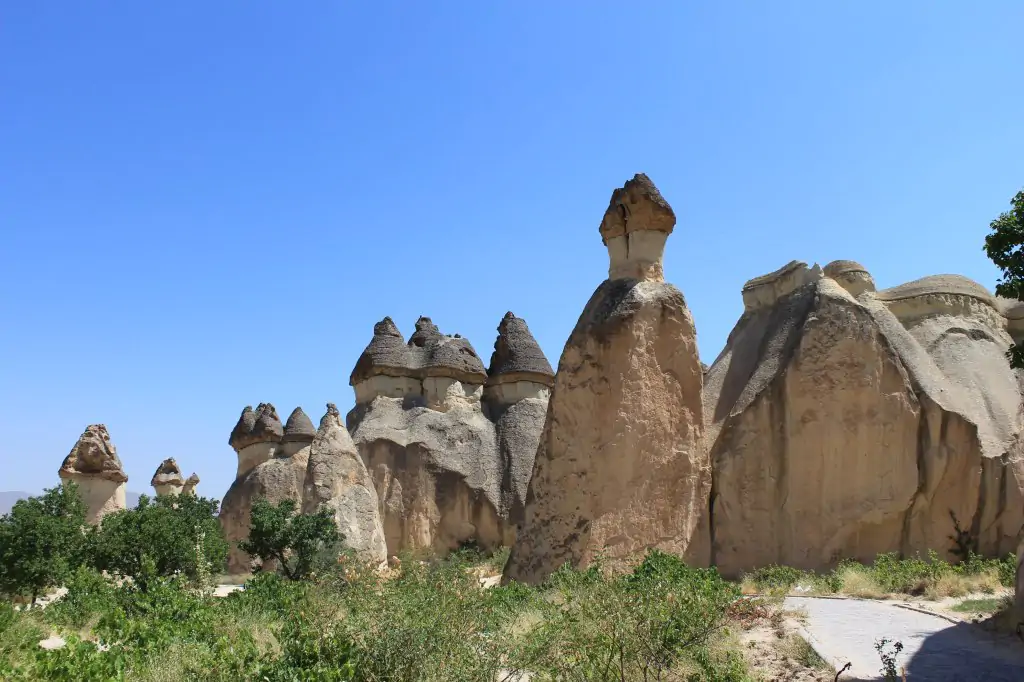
[0,490,144,515]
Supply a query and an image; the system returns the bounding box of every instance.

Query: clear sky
[2,2,1022,501]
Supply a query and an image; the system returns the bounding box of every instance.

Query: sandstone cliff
[347,312,553,556]
[59,424,128,525]
[220,404,313,573]
[503,174,709,585]
[704,260,1024,576]
[302,403,387,563]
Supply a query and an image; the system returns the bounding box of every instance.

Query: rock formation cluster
[220,404,316,573]
[150,458,199,497]
[704,259,1024,576]
[58,424,128,525]
[346,312,554,557]
[504,174,710,585]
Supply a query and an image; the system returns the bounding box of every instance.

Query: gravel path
[784,596,1024,681]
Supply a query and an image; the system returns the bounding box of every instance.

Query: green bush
[744,564,805,592]
[0,484,88,604]
[45,566,117,628]
[88,494,228,591]
[239,499,341,580]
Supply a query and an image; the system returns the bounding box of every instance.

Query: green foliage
[744,564,805,593]
[45,566,117,628]
[526,550,741,681]
[0,484,88,604]
[88,494,227,591]
[874,638,904,681]
[983,188,1024,367]
[239,499,341,580]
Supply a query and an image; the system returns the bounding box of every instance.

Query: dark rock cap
[876,274,996,307]
[487,312,554,386]
[823,260,870,278]
[150,457,185,487]
[59,424,128,483]
[350,316,488,385]
[282,407,316,443]
[228,403,284,451]
[599,173,676,244]
[319,402,341,428]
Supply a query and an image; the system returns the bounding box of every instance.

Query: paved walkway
[785,596,1024,681]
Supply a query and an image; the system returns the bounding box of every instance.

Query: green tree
[239,499,341,580]
[983,189,1024,367]
[0,483,88,605]
[88,494,227,591]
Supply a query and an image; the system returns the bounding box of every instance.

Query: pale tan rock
[219,404,310,573]
[58,424,128,525]
[302,404,386,563]
[347,312,553,558]
[704,261,1024,576]
[182,473,200,496]
[150,458,186,497]
[504,175,709,585]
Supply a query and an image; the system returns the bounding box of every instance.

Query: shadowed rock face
[347,312,554,557]
[151,458,186,497]
[220,403,313,573]
[504,175,710,586]
[59,425,128,524]
[302,404,386,563]
[704,260,1024,577]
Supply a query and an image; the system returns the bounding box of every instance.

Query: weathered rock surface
[59,424,128,524]
[150,458,186,497]
[302,404,386,563]
[220,403,311,573]
[704,260,1024,576]
[182,472,200,496]
[504,174,710,585]
[347,311,552,556]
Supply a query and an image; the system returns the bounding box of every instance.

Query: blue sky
[2,2,1022,500]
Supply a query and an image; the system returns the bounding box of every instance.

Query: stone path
[784,596,1024,681]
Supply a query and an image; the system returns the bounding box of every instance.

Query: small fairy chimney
[58,424,128,525]
[150,458,186,497]
[228,403,284,478]
[598,173,676,281]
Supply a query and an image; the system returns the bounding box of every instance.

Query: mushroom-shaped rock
[350,316,488,408]
[301,404,387,563]
[504,175,709,585]
[740,260,823,312]
[219,402,308,573]
[59,425,128,524]
[150,458,186,497]
[182,473,200,496]
[280,407,317,458]
[599,173,676,281]
[229,403,284,477]
[823,259,876,297]
[486,312,554,399]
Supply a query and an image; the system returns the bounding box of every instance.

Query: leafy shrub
[239,499,341,580]
[743,564,805,593]
[45,566,116,628]
[0,484,88,604]
[88,494,227,590]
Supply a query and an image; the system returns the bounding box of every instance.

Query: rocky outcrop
[302,404,387,563]
[504,174,710,585]
[59,424,128,525]
[182,472,200,496]
[220,404,313,573]
[704,260,1024,576]
[150,458,186,497]
[347,311,553,556]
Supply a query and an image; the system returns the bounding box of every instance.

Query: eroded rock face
[59,424,128,525]
[347,312,553,556]
[504,174,709,585]
[302,404,386,563]
[704,260,1024,576]
[220,404,312,573]
[150,458,186,497]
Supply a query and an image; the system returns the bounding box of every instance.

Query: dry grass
[923,570,1001,599]
[834,565,888,599]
